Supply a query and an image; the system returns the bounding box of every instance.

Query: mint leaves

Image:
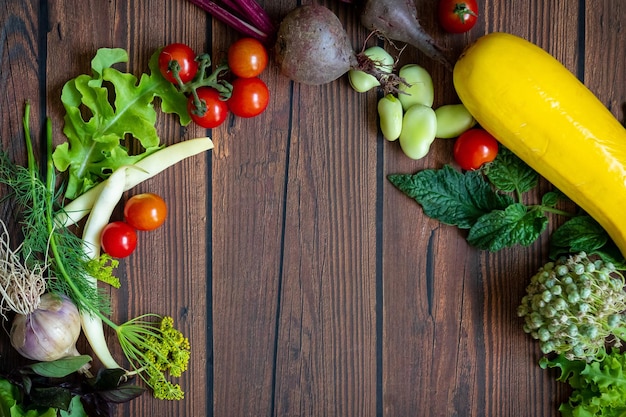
[483,147,538,194]
[388,165,513,229]
[550,215,626,268]
[389,147,626,262]
[467,203,548,250]
[52,48,190,199]
[388,147,555,251]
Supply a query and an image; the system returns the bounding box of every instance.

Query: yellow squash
[453,32,626,258]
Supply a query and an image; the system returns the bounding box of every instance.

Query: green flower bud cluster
[517,252,626,361]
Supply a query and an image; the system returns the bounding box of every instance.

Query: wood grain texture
[0,1,624,416]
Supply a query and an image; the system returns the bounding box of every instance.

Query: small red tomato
[188,87,229,128]
[124,193,168,231]
[228,37,269,78]
[100,221,137,258]
[438,0,479,33]
[453,128,499,170]
[228,77,270,118]
[158,43,199,84]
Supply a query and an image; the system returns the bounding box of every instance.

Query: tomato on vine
[124,193,168,231]
[228,77,269,118]
[188,87,229,128]
[228,37,269,78]
[438,0,478,33]
[100,221,138,258]
[453,128,499,170]
[158,43,199,84]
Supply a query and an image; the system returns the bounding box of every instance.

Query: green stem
[39,115,118,331]
[533,205,575,217]
[612,325,626,342]
[23,103,36,174]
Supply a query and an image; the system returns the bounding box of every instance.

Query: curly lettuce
[52,48,191,199]
[541,348,626,416]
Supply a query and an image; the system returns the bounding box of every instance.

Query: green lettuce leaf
[0,378,57,417]
[52,48,190,199]
[541,350,626,417]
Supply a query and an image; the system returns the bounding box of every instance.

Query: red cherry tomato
[124,193,168,231]
[438,0,478,33]
[453,128,499,170]
[158,43,198,84]
[188,87,229,128]
[227,77,270,118]
[227,38,269,78]
[100,221,137,258]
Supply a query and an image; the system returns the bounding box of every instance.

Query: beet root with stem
[360,0,453,70]
[274,4,357,85]
[274,4,408,90]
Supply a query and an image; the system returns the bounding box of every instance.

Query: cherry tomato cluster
[100,193,168,258]
[158,38,270,129]
[438,0,479,33]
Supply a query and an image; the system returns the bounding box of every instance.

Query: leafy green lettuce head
[52,48,190,200]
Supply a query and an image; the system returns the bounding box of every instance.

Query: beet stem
[188,0,269,43]
[231,0,275,35]
[220,0,246,16]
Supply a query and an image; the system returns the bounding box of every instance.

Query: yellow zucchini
[453,32,626,258]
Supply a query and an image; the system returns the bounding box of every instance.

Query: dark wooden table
[1,0,625,416]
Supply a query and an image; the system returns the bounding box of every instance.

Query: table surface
[1,0,625,416]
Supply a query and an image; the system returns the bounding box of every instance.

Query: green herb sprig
[388,146,625,264]
[0,104,113,313]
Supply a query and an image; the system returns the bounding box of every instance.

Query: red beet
[360,0,452,70]
[274,4,358,85]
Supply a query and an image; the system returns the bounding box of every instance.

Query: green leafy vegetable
[388,147,583,252]
[388,165,513,229]
[1,357,145,417]
[541,349,626,417]
[0,377,58,416]
[550,215,626,268]
[467,203,548,251]
[551,215,608,253]
[484,147,538,196]
[28,355,92,379]
[52,48,190,199]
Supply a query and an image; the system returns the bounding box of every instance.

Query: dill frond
[0,104,112,315]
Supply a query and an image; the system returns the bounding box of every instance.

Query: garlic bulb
[10,293,82,361]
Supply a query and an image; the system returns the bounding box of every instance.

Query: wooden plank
[267,1,378,416]
[382,1,585,416]
[0,0,42,165]
[584,0,626,122]
[209,17,286,417]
